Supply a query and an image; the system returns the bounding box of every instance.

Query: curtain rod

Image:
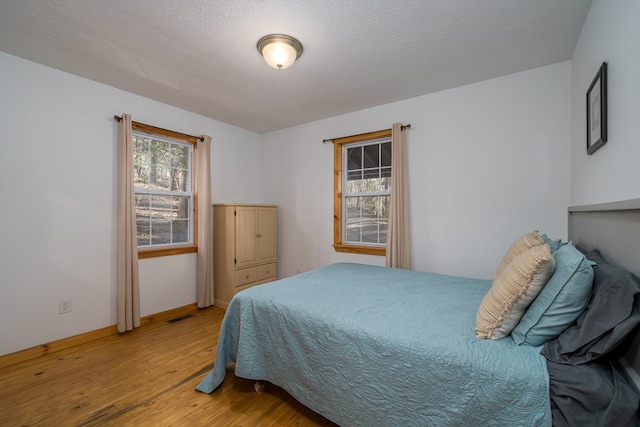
[322,124,411,144]
[113,115,204,142]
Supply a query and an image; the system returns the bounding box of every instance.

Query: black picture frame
[586,62,607,155]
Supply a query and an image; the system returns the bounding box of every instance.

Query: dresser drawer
[256,263,277,281]
[235,267,257,287]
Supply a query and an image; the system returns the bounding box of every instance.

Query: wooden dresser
[213,204,277,308]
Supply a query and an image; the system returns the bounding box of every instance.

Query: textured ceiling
[0,0,592,133]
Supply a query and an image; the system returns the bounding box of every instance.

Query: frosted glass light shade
[257,34,303,70]
[261,42,296,69]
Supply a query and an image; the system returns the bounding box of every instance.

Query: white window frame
[342,137,391,247]
[133,131,194,251]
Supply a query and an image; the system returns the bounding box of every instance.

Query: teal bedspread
[196,263,551,426]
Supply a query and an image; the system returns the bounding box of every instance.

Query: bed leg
[254,381,265,394]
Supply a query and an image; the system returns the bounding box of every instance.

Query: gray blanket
[541,249,640,426]
[546,358,638,427]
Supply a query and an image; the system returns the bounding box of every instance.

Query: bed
[196,200,640,426]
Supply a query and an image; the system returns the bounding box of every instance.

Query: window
[333,129,392,255]
[132,123,198,258]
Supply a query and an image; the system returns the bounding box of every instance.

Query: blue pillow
[541,233,563,254]
[511,243,594,346]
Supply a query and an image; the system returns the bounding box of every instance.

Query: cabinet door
[257,207,277,264]
[235,206,258,268]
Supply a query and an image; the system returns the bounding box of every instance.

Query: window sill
[333,244,386,256]
[138,245,198,259]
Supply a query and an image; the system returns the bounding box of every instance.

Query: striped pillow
[493,230,544,281]
[477,244,555,340]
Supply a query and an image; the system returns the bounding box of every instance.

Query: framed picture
[586,62,607,155]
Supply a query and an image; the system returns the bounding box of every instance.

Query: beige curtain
[386,123,411,269]
[197,135,214,307]
[117,113,140,332]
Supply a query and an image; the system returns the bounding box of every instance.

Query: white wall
[570,0,640,205]
[0,52,263,356]
[262,62,572,280]
[0,51,575,356]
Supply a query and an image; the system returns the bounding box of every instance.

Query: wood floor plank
[0,306,336,427]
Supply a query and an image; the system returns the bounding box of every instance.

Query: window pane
[361,223,379,243]
[173,196,190,219]
[379,195,389,244]
[380,195,390,220]
[346,171,363,193]
[133,137,150,189]
[361,196,378,220]
[379,220,388,244]
[151,220,171,245]
[360,196,377,244]
[346,218,361,242]
[172,219,189,243]
[363,169,380,180]
[380,176,391,191]
[135,194,151,219]
[134,165,150,189]
[346,146,362,170]
[381,142,391,167]
[363,144,379,169]
[151,140,170,167]
[150,165,170,191]
[171,144,189,168]
[134,137,149,165]
[346,197,362,243]
[170,168,188,192]
[151,194,172,219]
[346,196,360,218]
[362,170,382,192]
[136,220,150,246]
[150,140,170,190]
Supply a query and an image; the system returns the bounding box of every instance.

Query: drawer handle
[265,270,270,274]
[256,233,262,238]
[246,275,250,279]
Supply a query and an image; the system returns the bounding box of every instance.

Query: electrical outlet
[59,298,72,314]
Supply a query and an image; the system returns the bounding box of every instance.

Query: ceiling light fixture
[257,34,303,70]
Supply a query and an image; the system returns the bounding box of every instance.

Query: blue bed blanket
[196,263,551,426]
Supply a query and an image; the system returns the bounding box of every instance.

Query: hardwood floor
[0,306,337,426]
